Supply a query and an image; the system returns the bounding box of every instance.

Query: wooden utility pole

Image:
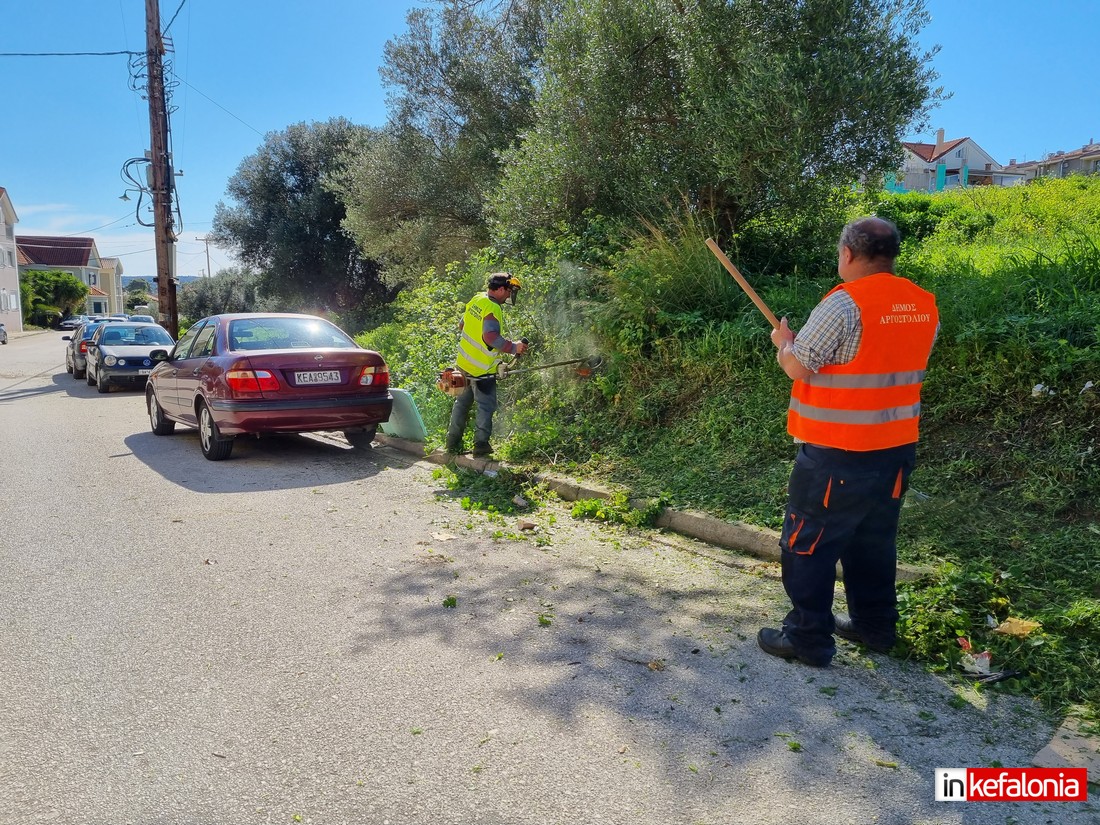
[145,0,179,338]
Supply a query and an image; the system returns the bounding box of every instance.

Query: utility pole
[196,235,212,278]
[146,0,178,338]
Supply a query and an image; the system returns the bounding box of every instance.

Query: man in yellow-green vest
[445,272,528,457]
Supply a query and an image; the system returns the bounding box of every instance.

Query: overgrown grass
[359,178,1100,715]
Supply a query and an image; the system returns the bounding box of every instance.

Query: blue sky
[2,0,1094,279]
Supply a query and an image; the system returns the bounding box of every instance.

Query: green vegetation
[362,177,1100,714]
[20,269,88,327]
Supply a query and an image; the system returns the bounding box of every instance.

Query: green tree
[126,278,152,295]
[335,0,550,279]
[20,269,88,327]
[177,267,263,321]
[210,118,389,319]
[491,0,941,245]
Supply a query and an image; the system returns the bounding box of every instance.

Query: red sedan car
[145,313,392,461]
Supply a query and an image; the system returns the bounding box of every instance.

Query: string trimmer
[497,355,603,379]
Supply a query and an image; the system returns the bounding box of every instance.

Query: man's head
[837,217,901,281]
[487,272,522,304]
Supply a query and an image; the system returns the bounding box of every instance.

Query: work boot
[833,613,893,653]
[445,438,463,454]
[471,442,493,458]
[757,628,830,668]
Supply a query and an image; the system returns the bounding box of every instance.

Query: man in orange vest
[757,217,938,667]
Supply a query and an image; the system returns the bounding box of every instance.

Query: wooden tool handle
[705,238,781,330]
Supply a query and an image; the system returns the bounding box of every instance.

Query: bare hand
[770,317,795,350]
[514,341,529,356]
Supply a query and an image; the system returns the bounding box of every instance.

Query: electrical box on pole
[146,0,179,338]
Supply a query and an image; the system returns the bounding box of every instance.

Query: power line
[0,50,141,57]
[162,0,188,36]
[175,76,265,137]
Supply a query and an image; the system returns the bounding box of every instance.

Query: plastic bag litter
[957,636,992,675]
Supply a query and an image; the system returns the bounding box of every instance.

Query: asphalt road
[0,330,1094,824]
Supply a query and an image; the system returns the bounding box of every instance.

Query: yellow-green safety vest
[455,294,508,377]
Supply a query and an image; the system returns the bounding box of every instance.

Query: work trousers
[779,442,916,665]
[446,375,497,449]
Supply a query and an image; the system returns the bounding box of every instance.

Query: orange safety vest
[788,273,938,451]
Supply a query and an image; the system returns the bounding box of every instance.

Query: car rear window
[228,318,357,350]
[100,325,175,345]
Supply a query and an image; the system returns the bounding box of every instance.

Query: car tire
[344,427,377,450]
[147,390,175,435]
[96,369,110,393]
[199,403,234,461]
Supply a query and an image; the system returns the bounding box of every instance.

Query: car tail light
[226,369,280,393]
[357,365,389,388]
[80,341,89,354]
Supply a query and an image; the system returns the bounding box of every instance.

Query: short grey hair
[839,217,901,262]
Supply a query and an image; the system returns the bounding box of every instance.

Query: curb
[374,434,932,582]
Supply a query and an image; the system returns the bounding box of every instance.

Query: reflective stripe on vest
[455,294,507,377]
[788,273,938,451]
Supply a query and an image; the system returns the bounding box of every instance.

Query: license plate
[138,369,152,376]
[295,370,341,385]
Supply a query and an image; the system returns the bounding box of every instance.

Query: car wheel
[96,368,110,393]
[198,403,234,461]
[148,390,176,435]
[344,427,377,450]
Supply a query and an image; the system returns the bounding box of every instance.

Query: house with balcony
[1003,139,1100,182]
[887,129,1026,192]
[0,188,22,331]
[16,235,115,316]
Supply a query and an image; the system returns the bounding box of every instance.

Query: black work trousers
[779,442,916,665]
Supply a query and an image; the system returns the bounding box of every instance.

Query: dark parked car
[62,318,125,378]
[85,322,176,393]
[59,314,89,331]
[145,313,393,461]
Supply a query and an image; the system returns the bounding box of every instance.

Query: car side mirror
[150,349,170,362]
[62,336,72,341]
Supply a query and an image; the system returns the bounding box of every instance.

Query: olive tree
[210,118,390,315]
[334,0,552,279]
[490,0,941,245]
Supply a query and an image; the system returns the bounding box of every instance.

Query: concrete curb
[374,434,932,582]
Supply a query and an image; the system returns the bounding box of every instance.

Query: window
[191,323,216,358]
[170,321,205,360]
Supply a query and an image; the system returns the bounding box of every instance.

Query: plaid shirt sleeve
[791,289,862,372]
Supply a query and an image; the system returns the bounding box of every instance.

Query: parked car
[145,313,393,461]
[85,322,176,393]
[0,322,7,345]
[59,314,89,331]
[128,314,156,323]
[62,317,130,378]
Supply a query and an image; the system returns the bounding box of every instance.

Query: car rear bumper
[209,394,393,435]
